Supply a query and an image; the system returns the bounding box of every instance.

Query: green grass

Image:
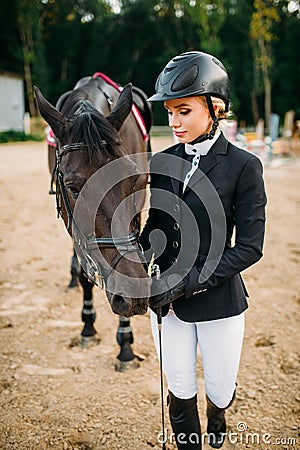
[0,130,44,143]
[0,126,45,144]
[0,116,48,143]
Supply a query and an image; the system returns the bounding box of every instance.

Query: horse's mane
[62,90,124,162]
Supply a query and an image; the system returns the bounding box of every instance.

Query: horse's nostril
[110,294,133,317]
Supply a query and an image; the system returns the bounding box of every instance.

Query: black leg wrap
[68,252,80,288]
[206,391,235,449]
[168,391,202,449]
[116,317,135,362]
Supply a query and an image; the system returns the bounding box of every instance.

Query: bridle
[55,141,144,288]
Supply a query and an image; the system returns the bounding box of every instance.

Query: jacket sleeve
[185,156,267,297]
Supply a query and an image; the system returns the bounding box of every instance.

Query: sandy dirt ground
[0,139,299,450]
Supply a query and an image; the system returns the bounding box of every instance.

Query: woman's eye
[166,109,190,117]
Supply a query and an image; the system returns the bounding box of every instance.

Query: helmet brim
[147,91,202,102]
[147,93,168,102]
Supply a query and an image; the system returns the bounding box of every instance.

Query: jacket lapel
[167,143,185,196]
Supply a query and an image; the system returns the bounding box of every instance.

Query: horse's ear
[34,86,69,139]
[107,83,133,131]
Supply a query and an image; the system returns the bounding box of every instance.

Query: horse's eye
[67,185,81,198]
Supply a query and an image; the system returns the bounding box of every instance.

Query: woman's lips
[174,131,187,138]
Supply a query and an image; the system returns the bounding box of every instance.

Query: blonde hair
[197,95,229,120]
[211,96,228,120]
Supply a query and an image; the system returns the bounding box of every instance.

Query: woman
[140,51,267,449]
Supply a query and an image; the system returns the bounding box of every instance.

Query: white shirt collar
[185,131,220,156]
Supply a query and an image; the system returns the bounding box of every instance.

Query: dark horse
[34,74,151,370]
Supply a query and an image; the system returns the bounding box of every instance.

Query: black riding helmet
[148,51,230,143]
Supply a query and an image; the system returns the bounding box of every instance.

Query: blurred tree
[220,0,257,126]
[250,0,280,132]
[1,0,299,124]
[272,1,300,122]
[17,0,48,115]
[0,0,23,74]
[182,0,228,55]
[40,0,112,102]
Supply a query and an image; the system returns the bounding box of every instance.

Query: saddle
[46,73,152,147]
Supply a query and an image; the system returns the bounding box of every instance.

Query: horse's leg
[78,268,100,347]
[115,316,139,372]
[68,248,80,288]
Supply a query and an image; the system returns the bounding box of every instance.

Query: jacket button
[173,204,179,212]
[174,222,180,231]
[172,241,179,249]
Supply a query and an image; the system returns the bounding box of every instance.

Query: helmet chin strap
[189,95,219,145]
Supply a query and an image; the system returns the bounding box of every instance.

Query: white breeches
[150,309,245,408]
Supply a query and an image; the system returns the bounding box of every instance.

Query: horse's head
[34,84,150,317]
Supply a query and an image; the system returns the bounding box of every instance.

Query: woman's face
[164,96,212,144]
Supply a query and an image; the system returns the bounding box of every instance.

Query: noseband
[55,142,144,287]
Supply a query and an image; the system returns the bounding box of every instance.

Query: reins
[152,264,167,450]
[158,309,167,450]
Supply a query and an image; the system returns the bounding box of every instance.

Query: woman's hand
[150,273,186,309]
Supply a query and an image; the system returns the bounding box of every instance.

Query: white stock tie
[182,132,220,194]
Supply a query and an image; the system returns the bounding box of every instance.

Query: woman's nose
[169,114,180,128]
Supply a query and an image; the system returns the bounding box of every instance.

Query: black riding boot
[206,391,235,449]
[168,390,202,449]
